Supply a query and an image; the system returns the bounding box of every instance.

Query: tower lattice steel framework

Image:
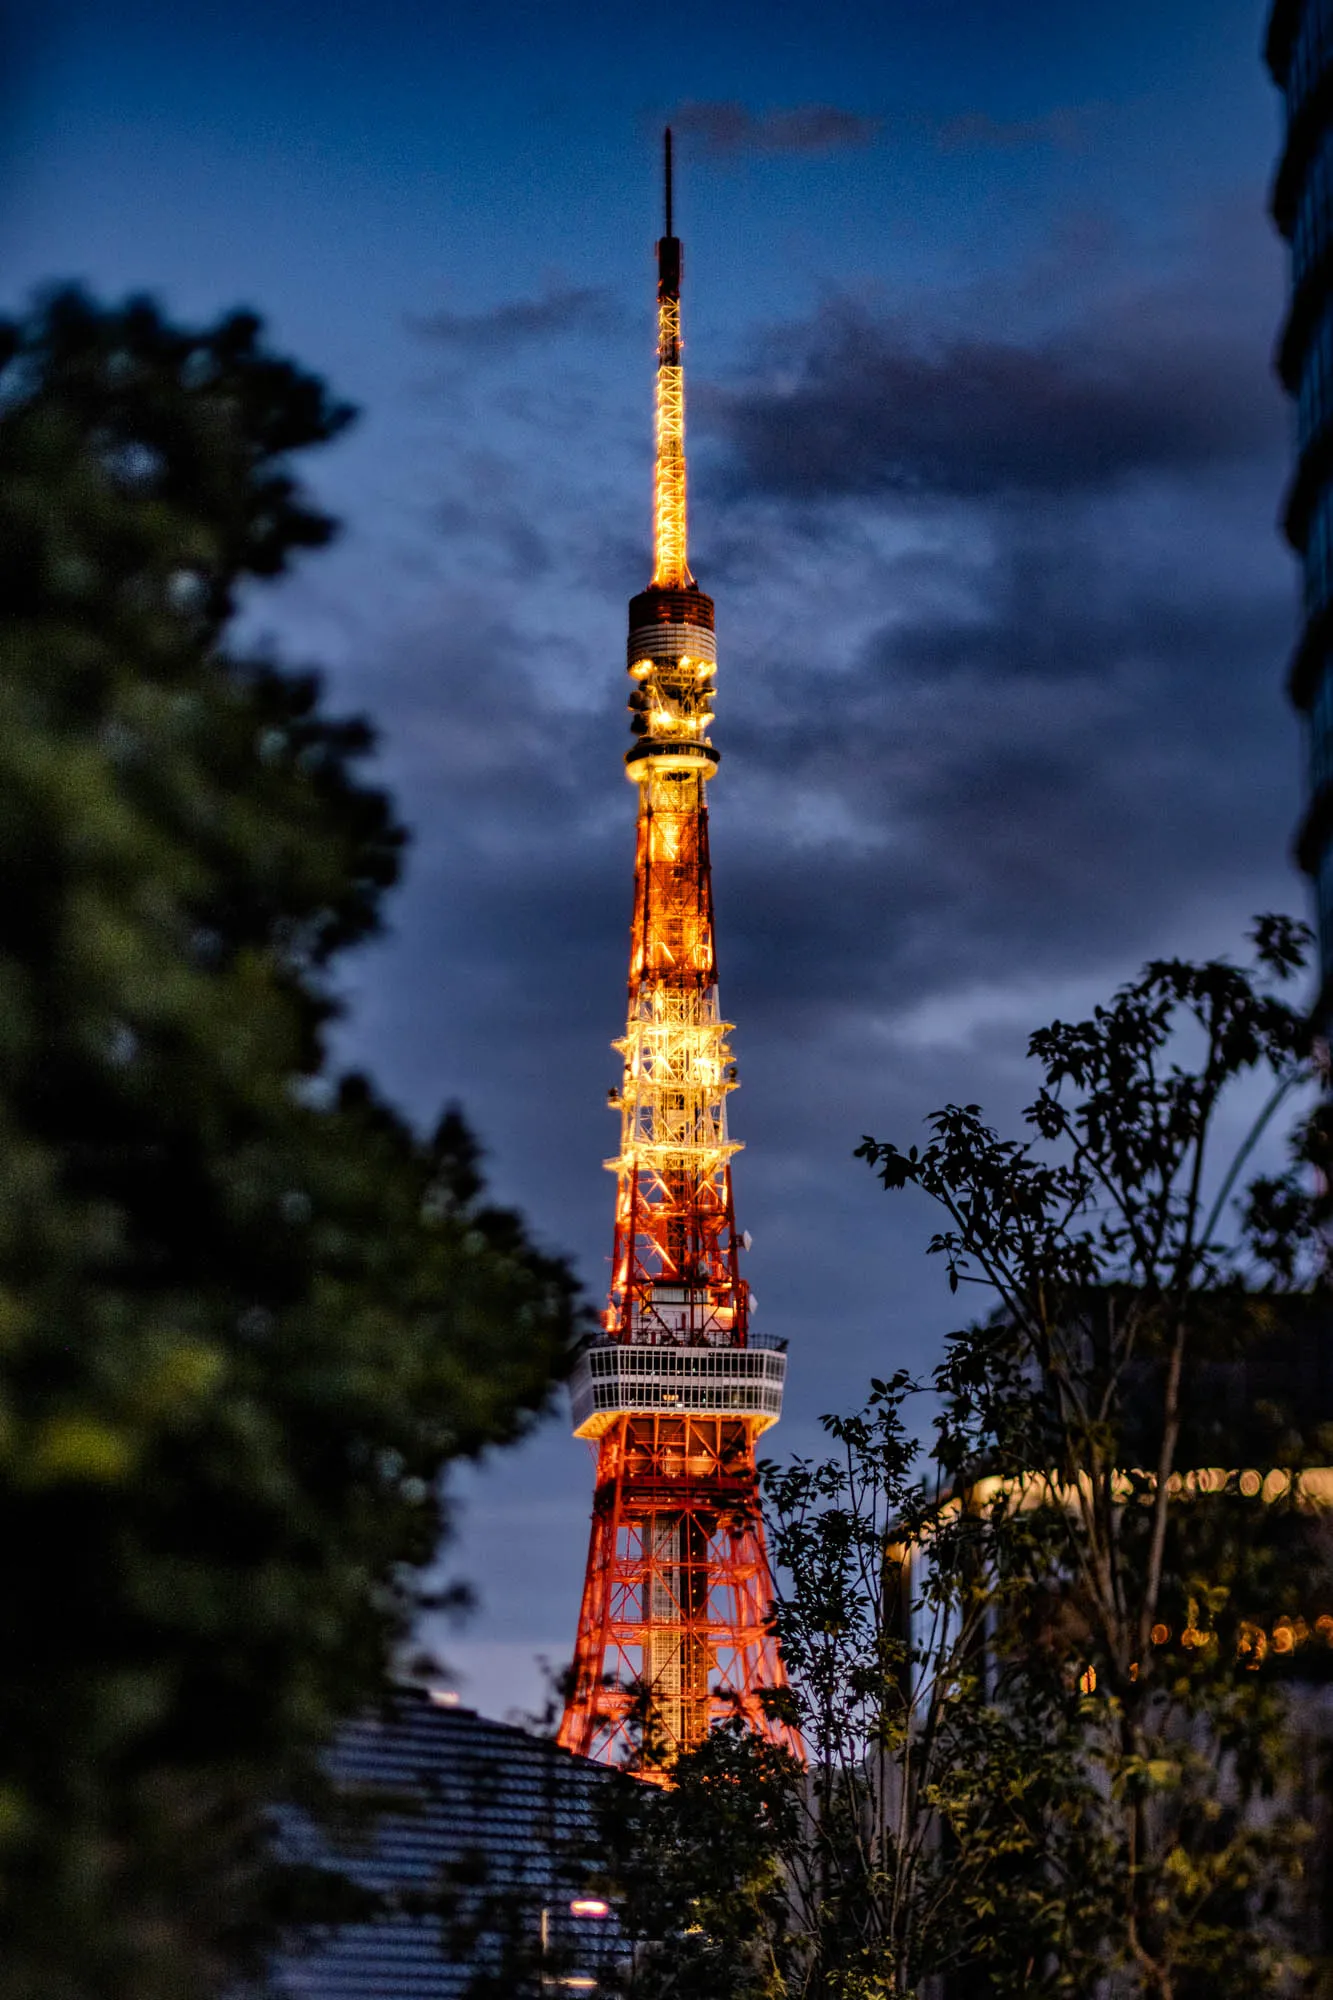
[558,134,799,1771]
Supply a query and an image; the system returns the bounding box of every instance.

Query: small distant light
[570,1898,611,1919]
[428,1688,460,1707]
[560,1981,598,1992]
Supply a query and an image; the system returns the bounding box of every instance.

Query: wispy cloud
[664,99,1089,163]
[668,100,880,159]
[411,285,616,356]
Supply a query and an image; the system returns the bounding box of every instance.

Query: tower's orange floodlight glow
[558,133,799,1774]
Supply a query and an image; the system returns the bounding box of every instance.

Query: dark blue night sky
[4,0,1301,1719]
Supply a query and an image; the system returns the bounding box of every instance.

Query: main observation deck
[570,1334,787,1440]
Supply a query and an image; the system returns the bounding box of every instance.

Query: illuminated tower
[558,134,797,1770]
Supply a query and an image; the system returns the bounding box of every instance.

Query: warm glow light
[1239,1621,1269,1667]
[570,1898,611,1918]
[652,293,690,587]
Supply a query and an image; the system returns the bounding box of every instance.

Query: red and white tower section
[559,135,798,1769]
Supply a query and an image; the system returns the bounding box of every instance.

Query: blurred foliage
[597,1715,804,1999]
[597,924,1333,1998]
[0,288,585,1998]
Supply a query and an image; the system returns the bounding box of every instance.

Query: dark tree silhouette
[0,289,584,1998]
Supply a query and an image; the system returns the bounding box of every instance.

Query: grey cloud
[412,286,616,356]
[708,300,1282,499]
[666,99,1083,164]
[709,537,1296,1018]
[668,100,881,159]
[434,452,555,581]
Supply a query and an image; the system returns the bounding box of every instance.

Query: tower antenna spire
[653,127,689,587]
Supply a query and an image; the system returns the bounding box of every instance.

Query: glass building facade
[1270,0,1333,1010]
[263,1687,622,1998]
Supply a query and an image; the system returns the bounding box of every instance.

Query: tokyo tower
[558,133,799,1770]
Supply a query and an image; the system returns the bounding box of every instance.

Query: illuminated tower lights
[558,134,800,1771]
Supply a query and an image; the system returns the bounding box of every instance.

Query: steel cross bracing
[561,1418,795,1767]
[559,133,800,1775]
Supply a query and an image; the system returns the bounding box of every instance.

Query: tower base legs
[557,1414,799,1771]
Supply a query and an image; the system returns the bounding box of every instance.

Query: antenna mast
[653,126,690,587]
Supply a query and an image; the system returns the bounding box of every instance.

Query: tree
[859,915,1333,1998]
[596,1715,805,1999]
[0,288,585,1998]
[596,921,1333,1998]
